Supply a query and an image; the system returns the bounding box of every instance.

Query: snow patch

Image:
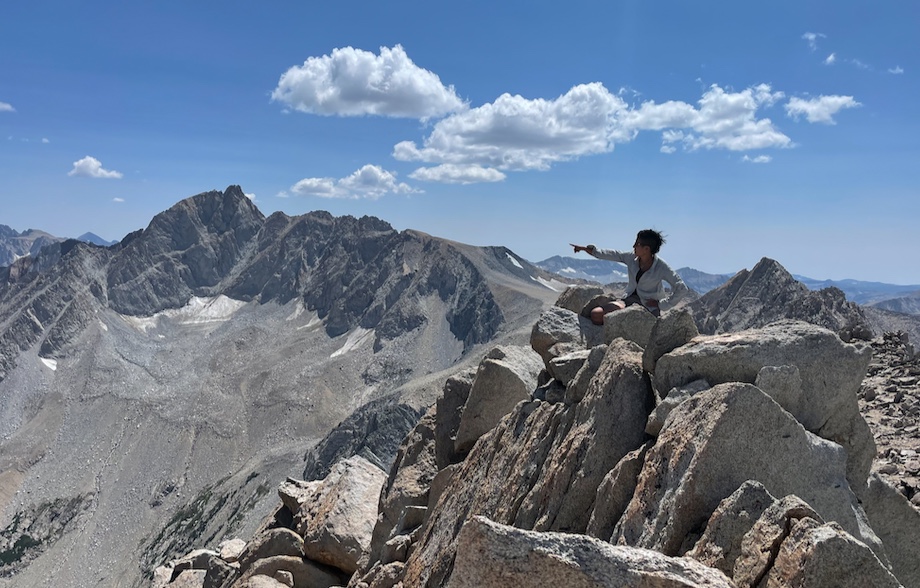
[286,302,306,321]
[99,320,108,332]
[331,328,374,358]
[120,296,247,333]
[561,267,577,274]
[299,314,323,330]
[531,275,565,292]
[505,252,524,269]
[40,357,57,371]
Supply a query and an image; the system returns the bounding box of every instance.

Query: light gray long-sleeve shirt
[588,247,689,311]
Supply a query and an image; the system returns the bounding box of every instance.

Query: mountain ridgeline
[0,186,561,587]
[1,186,510,383]
[2,185,919,587]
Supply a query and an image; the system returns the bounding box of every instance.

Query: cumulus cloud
[0,101,14,112]
[393,83,793,179]
[825,53,837,65]
[68,156,123,179]
[272,45,466,120]
[628,84,791,152]
[289,164,420,199]
[785,95,861,124]
[394,83,631,171]
[802,32,826,51]
[742,154,772,163]
[244,192,256,202]
[409,164,506,184]
[888,66,904,74]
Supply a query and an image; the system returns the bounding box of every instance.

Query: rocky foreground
[153,286,920,588]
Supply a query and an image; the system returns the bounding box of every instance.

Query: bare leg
[590,300,626,325]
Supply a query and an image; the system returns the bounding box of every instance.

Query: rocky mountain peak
[689,256,871,340]
[106,186,265,315]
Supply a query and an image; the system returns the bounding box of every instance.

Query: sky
[1,1,918,284]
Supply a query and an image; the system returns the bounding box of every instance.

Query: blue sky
[2,1,918,283]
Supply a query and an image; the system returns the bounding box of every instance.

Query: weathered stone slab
[446,516,736,588]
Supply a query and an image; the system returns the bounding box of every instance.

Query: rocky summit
[152,281,920,588]
[0,186,563,587]
[3,186,920,587]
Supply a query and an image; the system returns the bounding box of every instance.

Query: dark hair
[636,229,665,254]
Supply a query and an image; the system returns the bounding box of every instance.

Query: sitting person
[572,229,689,325]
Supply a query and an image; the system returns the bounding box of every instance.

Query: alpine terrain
[2,185,919,587]
[0,186,565,587]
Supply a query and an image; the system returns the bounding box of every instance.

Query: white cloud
[113,197,125,203]
[394,83,631,171]
[0,102,14,112]
[409,164,506,184]
[850,58,870,70]
[802,32,826,51]
[888,66,904,74]
[290,164,420,199]
[785,95,861,124]
[68,156,123,179]
[42,137,50,143]
[244,192,256,201]
[742,154,772,164]
[631,84,790,152]
[825,53,837,65]
[271,45,466,120]
[393,83,793,181]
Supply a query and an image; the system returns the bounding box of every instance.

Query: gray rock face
[401,339,653,587]
[453,345,544,454]
[107,186,265,316]
[654,320,875,490]
[287,456,386,574]
[447,516,735,588]
[603,305,658,348]
[763,518,901,588]
[365,407,437,570]
[302,398,423,481]
[689,256,871,338]
[553,284,604,314]
[530,306,586,368]
[613,383,881,558]
[0,225,63,267]
[862,474,920,588]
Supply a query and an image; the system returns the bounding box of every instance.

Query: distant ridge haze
[3,220,918,311]
[534,255,920,312]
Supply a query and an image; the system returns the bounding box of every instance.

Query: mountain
[0,225,62,267]
[531,255,628,284]
[687,257,873,340]
[793,276,920,305]
[867,291,920,315]
[536,255,920,314]
[0,186,565,587]
[75,232,116,246]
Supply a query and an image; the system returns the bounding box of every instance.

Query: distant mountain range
[5,228,920,317]
[1,186,918,586]
[534,256,920,315]
[0,225,116,266]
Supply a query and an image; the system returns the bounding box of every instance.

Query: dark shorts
[581,293,660,318]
